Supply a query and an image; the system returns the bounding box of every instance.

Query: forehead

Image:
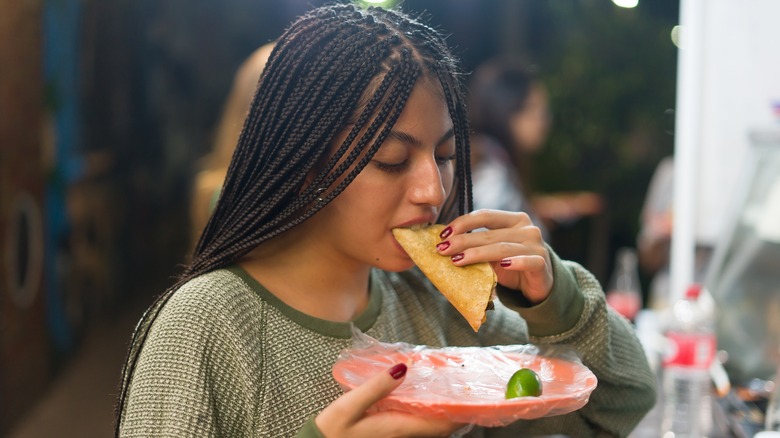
[391,79,452,136]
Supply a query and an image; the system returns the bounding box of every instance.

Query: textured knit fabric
[118,251,655,437]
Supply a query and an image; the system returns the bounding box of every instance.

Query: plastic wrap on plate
[332,329,598,427]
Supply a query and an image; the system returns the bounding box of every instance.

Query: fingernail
[500,258,512,267]
[451,253,464,262]
[440,226,452,239]
[436,241,450,252]
[389,363,407,380]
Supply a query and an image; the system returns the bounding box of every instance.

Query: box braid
[114,4,473,433]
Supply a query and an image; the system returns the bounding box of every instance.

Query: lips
[391,216,436,257]
[394,215,436,230]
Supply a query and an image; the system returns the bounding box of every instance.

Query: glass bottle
[605,247,643,321]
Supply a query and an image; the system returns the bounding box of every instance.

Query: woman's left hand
[436,209,554,304]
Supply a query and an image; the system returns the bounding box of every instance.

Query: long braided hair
[115,3,473,433]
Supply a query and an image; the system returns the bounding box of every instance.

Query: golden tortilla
[392,224,496,332]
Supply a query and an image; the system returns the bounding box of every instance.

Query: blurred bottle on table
[605,247,643,321]
[661,284,716,438]
[766,361,780,431]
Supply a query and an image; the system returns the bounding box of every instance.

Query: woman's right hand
[315,363,465,437]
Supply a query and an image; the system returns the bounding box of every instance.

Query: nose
[408,156,447,207]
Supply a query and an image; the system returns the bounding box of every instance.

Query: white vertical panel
[671,0,704,301]
[672,0,780,301]
[696,0,780,245]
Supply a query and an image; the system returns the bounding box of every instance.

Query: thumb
[331,363,408,422]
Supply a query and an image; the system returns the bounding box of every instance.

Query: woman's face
[509,83,551,154]
[311,79,456,272]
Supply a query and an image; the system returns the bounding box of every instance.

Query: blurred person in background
[190,42,274,246]
[636,155,674,309]
[637,155,713,310]
[468,57,604,239]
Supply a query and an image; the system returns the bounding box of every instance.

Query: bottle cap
[684,283,702,299]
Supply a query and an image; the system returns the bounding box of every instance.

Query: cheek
[336,171,396,217]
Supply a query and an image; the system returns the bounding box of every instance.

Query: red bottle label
[663,332,716,369]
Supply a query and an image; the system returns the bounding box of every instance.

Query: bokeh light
[671,25,682,48]
[612,0,639,8]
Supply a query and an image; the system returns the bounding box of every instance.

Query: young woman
[116,5,655,437]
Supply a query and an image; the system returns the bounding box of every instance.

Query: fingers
[316,363,464,437]
[320,363,407,426]
[499,254,547,272]
[448,240,545,268]
[358,412,465,437]
[445,209,533,233]
[437,209,554,303]
[436,210,546,267]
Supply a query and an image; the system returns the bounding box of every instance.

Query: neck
[238,223,371,322]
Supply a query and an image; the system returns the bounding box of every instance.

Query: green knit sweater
[118,253,655,437]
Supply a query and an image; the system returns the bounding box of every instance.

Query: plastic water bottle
[605,247,643,321]
[767,364,780,431]
[661,284,716,438]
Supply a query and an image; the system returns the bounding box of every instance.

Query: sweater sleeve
[118,286,257,437]
[488,250,657,438]
[295,416,326,438]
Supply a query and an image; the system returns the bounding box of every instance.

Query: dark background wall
[0,0,51,430]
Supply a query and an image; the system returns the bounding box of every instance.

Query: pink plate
[332,347,598,427]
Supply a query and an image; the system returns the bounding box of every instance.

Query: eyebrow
[387,128,455,148]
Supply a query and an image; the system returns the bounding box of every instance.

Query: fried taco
[392,224,496,331]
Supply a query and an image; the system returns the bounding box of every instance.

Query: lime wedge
[505,368,543,399]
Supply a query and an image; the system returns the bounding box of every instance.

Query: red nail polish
[436,241,450,251]
[500,258,512,267]
[389,363,407,380]
[440,226,452,239]
[451,253,464,262]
